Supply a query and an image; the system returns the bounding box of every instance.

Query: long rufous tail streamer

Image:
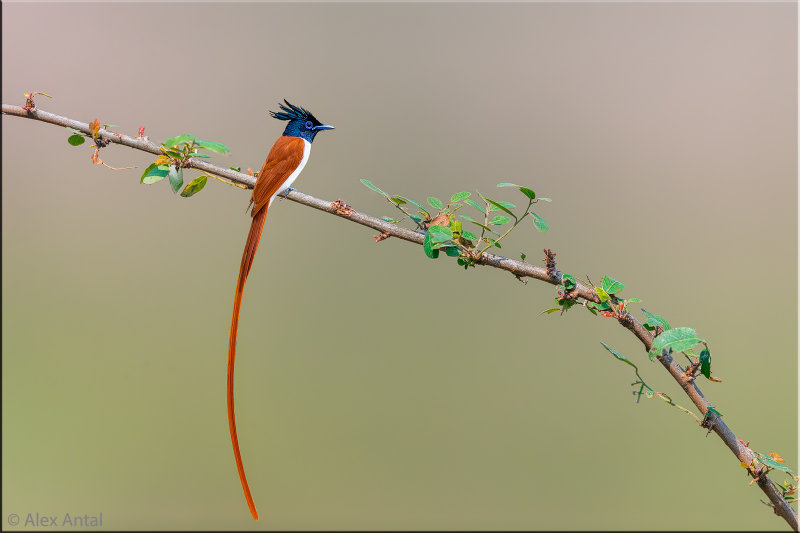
[227,207,267,521]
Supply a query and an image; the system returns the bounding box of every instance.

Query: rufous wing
[250,135,306,217]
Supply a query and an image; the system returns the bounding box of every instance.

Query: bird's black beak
[314,124,334,131]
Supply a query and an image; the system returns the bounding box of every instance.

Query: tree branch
[3,103,796,530]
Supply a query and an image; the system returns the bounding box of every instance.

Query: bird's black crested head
[270,99,334,143]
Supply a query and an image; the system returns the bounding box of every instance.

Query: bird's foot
[281,187,296,199]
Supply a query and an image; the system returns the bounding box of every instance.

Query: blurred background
[2,2,796,530]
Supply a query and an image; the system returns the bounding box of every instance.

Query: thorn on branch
[331,199,355,216]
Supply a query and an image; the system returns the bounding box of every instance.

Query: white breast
[268,139,311,207]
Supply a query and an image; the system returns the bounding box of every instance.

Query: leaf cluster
[361,180,550,269]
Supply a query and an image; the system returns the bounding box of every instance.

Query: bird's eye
[305,121,314,129]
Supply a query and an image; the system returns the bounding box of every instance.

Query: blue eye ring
[305,120,314,129]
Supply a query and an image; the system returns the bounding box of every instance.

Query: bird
[228,100,333,520]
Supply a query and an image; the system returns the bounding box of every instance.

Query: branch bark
[3,103,797,530]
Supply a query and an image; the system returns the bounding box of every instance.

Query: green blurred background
[2,2,796,530]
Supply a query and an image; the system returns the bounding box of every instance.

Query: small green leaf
[141,162,170,184]
[163,134,196,148]
[427,196,444,210]
[464,199,486,214]
[497,182,519,187]
[530,212,548,232]
[450,191,471,202]
[600,342,638,371]
[601,275,625,295]
[596,287,610,302]
[168,165,183,193]
[538,197,552,202]
[459,214,476,222]
[394,196,429,217]
[230,166,241,172]
[649,327,705,359]
[541,308,561,315]
[485,237,501,249]
[410,214,423,223]
[562,274,576,291]
[67,134,85,146]
[360,178,388,197]
[428,225,453,242]
[194,139,230,154]
[489,215,511,225]
[189,153,211,158]
[390,196,407,205]
[462,230,477,241]
[520,252,527,261]
[444,246,461,257]
[483,197,517,220]
[380,216,397,222]
[423,230,440,259]
[466,220,499,235]
[760,458,794,473]
[519,187,536,200]
[699,348,712,379]
[641,309,671,331]
[181,175,208,197]
[627,297,642,303]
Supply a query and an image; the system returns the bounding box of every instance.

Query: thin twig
[2,103,796,531]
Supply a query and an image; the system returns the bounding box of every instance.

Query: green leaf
[394,196,430,217]
[489,215,511,225]
[163,134,196,148]
[428,225,453,242]
[641,308,671,331]
[562,274,576,291]
[497,182,519,187]
[601,275,625,295]
[541,308,560,315]
[390,196,407,205]
[485,238,501,248]
[530,212,548,232]
[596,287,610,302]
[449,219,462,234]
[520,252,527,261]
[423,230,440,259]
[427,196,443,210]
[410,214,423,224]
[189,153,211,158]
[444,246,461,257]
[649,327,705,359]
[380,216,397,223]
[168,165,183,193]
[360,178,388,197]
[760,458,794,473]
[194,139,230,154]
[699,348,712,379]
[229,166,241,172]
[459,214,476,222]
[627,297,642,303]
[180,175,208,197]
[538,197,552,202]
[141,162,170,184]
[461,230,477,241]
[464,199,486,214]
[467,220,499,235]
[67,134,85,146]
[600,342,638,371]
[483,197,517,220]
[519,187,536,200]
[450,191,471,202]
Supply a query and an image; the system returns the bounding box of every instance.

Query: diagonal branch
[3,103,796,530]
